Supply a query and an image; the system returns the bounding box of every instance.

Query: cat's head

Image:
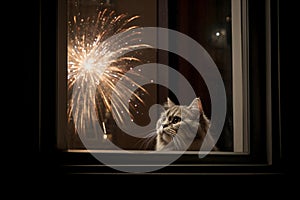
[156,97,209,151]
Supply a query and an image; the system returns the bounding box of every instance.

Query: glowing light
[67,4,151,136]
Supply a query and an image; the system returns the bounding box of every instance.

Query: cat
[155,97,218,151]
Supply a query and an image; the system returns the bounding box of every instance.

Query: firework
[67,2,151,139]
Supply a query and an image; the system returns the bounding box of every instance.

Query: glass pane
[66,0,158,150]
[63,0,244,153]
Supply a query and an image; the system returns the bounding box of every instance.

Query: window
[40,0,282,174]
[61,0,243,152]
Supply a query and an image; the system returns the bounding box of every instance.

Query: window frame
[39,0,282,175]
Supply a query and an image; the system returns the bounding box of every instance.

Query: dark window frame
[39,0,283,175]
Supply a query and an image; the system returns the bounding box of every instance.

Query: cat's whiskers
[143,128,158,138]
[135,129,157,150]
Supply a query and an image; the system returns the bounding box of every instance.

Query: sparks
[67,2,151,138]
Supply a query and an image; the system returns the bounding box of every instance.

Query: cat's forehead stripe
[168,106,181,118]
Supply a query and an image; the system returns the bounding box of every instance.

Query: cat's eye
[172,116,181,124]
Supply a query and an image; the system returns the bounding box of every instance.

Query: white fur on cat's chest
[162,132,172,143]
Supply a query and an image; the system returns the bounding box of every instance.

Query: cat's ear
[164,97,175,109]
[189,97,203,113]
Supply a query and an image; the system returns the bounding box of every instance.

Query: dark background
[15,0,296,186]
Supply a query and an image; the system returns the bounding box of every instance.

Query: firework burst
[67,3,151,139]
